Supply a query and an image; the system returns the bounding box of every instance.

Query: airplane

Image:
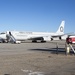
[0,21,65,43]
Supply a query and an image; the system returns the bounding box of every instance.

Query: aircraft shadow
[29,48,74,55]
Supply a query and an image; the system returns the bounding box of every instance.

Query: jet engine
[43,36,51,41]
[59,36,62,40]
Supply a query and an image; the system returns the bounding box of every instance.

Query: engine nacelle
[43,36,51,41]
[43,36,63,41]
[51,37,62,41]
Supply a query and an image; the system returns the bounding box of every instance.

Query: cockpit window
[0,32,6,34]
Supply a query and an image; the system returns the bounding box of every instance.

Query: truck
[66,35,75,44]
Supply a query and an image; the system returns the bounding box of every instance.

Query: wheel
[32,40,37,43]
[41,41,46,43]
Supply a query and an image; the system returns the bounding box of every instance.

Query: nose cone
[0,33,7,39]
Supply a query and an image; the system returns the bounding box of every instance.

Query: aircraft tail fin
[56,21,65,34]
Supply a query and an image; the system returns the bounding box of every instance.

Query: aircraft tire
[41,41,46,43]
[32,40,37,43]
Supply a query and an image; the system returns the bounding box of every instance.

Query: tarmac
[0,40,75,75]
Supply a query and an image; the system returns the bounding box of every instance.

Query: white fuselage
[10,31,62,41]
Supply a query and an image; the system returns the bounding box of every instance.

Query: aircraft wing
[52,32,74,37]
[28,32,73,41]
[28,36,44,40]
[28,35,60,41]
[51,34,64,38]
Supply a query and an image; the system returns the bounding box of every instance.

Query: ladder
[6,31,16,43]
[69,44,75,53]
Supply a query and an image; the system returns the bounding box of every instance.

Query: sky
[0,0,75,33]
